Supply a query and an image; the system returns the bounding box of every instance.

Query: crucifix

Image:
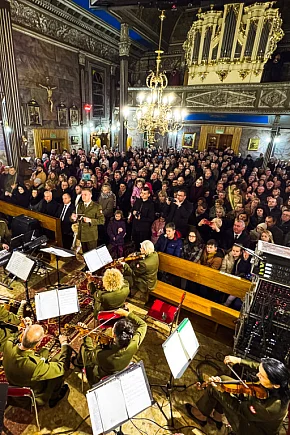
[39,77,57,112]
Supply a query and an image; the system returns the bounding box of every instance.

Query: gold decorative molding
[239,69,250,80]
[216,70,228,82]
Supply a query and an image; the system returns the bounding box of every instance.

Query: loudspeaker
[11,214,40,238]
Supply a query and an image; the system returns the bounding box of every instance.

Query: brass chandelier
[123,10,187,142]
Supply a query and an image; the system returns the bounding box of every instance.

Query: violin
[102,253,146,271]
[195,380,268,399]
[64,324,114,347]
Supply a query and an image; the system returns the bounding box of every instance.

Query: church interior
[0,0,290,434]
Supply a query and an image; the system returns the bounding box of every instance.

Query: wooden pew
[0,200,63,247]
[151,252,253,329]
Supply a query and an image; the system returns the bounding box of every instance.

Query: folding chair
[146,291,186,334]
[7,386,40,431]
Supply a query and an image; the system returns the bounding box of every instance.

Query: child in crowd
[151,214,166,244]
[107,210,126,258]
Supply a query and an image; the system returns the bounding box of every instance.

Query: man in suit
[166,189,193,237]
[74,185,83,208]
[3,325,72,407]
[221,219,250,251]
[40,191,60,217]
[71,188,105,253]
[131,187,155,248]
[58,193,75,249]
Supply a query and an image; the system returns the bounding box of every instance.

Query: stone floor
[1,255,288,435]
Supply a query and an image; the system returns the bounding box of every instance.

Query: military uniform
[88,280,130,319]
[0,304,22,351]
[124,251,159,302]
[197,359,288,435]
[3,339,72,406]
[0,220,11,249]
[75,201,105,252]
[78,312,147,386]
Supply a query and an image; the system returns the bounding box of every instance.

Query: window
[92,68,105,118]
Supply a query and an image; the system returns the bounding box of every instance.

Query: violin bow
[81,314,118,339]
[226,364,248,388]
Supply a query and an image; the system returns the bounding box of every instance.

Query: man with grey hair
[221,219,250,250]
[124,240,159,303]
[3,324,72,407]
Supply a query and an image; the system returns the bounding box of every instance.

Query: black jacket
[132,198,155,232]
[57,203,75,235]
[167,199,193,237]
[221,228,251,251]
[40,199,60,217]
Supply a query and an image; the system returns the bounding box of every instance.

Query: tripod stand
[151,374,186,428]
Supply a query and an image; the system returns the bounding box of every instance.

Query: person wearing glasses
[181,230,204,291]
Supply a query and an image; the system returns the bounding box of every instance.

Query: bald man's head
[22,325,44,349]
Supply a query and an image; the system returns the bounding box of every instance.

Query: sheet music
[40,247,74,258]
[96,379,127,432]
[87,391,103,435]
[58,286,79,316]
[97,245,113,267]
[6,251,35,281]
[35,290,59,320]
[120,366,152,418]
[178,318,199,360]
[163,330,189,379]
[83,246,113,273]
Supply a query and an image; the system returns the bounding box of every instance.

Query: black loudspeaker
[11,214,40,238]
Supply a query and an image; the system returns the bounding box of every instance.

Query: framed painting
[70,105,79,126]
[248,138,260,151]
[71,135,80,145]
[182,132,196,148]
[57,104,68,127]
[27,99,42,126]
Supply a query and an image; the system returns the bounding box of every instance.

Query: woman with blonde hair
[87,267,130,319]
[260,230,274,243]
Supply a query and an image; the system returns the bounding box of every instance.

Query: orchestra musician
[0,219,11,251]
[88,267,130,319]
[185,355,290,435]
[74,307,147,386]
[123,240,159,302]
[3,325,72,407]
[71,188,105,253]
[0,300,30,351]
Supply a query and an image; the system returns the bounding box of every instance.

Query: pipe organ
[183,2,284,85]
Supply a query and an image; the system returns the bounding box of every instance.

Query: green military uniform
[88,280,130,319]
[75,201,105,252]
[79,312,147,386]
[3,339,72,406]
[0,304,22,351]
[0,220,11,249]
[197,359,289,435]
[124,251,159,302]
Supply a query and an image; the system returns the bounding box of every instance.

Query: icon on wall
[57,103,68,127]
[70,105,79,126]
[248,138,260,151]
[27,99,42,126]
[182,132,196,148]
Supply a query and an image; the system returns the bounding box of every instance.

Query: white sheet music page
[83,249,102,273]
[58,286,79,316]
[97,245,113,267]
[162,330,189,379]
[86,390,103,435]
[6,251,35,281]
[120,366,152,418]
[40,247,74,258]
[96,379,127,431]
[35,290,59,321]
[178,318,199,360]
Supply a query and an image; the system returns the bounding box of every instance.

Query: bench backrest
[0,200,63,247]
[158,252,252,299]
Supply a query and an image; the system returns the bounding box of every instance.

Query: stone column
[119,23,131,152]
[110,65,116,148]
[78,52,86,150]
[0,0,22,168]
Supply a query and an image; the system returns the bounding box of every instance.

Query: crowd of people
[0,146,290,307]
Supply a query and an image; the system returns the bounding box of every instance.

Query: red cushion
[147,299,178,324]
[8,386,32,397]
[97,311,121,329]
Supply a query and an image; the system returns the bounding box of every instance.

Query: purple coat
[107,218,126,246]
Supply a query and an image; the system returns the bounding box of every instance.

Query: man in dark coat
[265,216,284,245]
[131,187,155,248]
[166,189,193,237]
[40,191,60,217]
[57,193,75,249]
[221,219,250,251]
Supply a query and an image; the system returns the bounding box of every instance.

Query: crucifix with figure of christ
[39,77,57,112]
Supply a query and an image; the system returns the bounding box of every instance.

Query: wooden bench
[151,252,253,329]
[0,200,63,247]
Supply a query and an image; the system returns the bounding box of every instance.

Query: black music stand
[40,246,75,289]
[5,251,36,320]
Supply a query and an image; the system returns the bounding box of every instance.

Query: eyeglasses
[188,234,196,238]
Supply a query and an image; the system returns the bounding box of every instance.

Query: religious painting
[57,104,68,127]
[71,136,80,145]
[182,132,196,148]
[248,138,260,151]
[70,105,79,126]
[27,99,42,126]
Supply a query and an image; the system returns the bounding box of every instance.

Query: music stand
[40,246,75,288]
[5,251,36,320]
[83,245,113,273]
[153,318,199,428]
[86,362,153,435]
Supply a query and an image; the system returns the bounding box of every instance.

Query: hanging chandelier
[123,10,187,142]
